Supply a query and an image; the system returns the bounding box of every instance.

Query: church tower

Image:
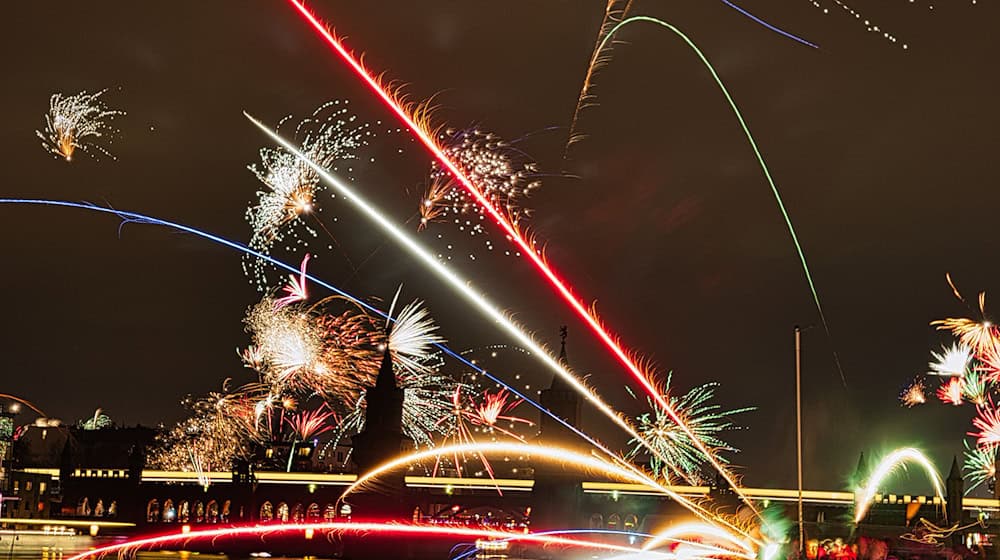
[538,326,582,445]
[349,336,408,520]
[532,327,584,530]
[946,455,964,542]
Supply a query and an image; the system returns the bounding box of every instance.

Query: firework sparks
[962,369,988,407]
[147,392,255,473]
[937,377,964,406]
[928,343,972,377]
[475,389,525,427]
[77,408,112,430]
[36,89,124,162]
[245,297,324,389]
[285,406,336,440]
[900,378,927,407]
[420,128,542,241]
[806,0,907,49]
[386,298,444,376]
[932,288,999,356]
[433,387,532,480]
[970,402,1000,449]
[627,375,754,484]
[274,254,311,309]
[244,101,370,290]
[963,439,997,494]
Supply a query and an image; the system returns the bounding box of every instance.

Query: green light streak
[595,16,845,387]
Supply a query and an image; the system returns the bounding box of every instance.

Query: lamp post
[796,326,805,559]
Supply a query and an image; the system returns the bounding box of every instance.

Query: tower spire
[558,325,568,365]
[550,326,571,391]
[375,325,397,390]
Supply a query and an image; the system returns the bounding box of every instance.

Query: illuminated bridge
[8,466,996,540]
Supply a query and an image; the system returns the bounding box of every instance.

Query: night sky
[2,1,998,492]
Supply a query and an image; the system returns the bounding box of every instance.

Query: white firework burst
[244,100,372,290]
[37,89,124,161]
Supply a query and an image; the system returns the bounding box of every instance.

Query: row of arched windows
[258,501,346,522]
[77,498,117,517]
[146,499,231,523]
[589,512,640,531]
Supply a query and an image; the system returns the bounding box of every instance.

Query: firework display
[283,4,763,507]
[901,276,1000,494]
[36,89,124,161]
[626,375,754,484]
[11,1,990,556]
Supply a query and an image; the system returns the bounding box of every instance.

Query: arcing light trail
[338,441,759,547]
[853,448,946,523]
[65,523,672,560]
[0,394,48,418]
[0,199,602,468]
[591,15,845,391]
[247,119,760,543]
[285,0,756,512]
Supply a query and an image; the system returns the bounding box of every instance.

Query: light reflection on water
[0,535,231,560]
[0,532,545,560]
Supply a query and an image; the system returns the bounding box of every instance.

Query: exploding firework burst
[147,391,255,473]
[420,128,543,257]
[244,297,324,392]
[244,101,371,290]
[627,374,754,484]
[963,439,996,494]
[433,387,533,479]
[36,89,124,161]
[971,401,1000,449]
[77,408,112,430]
[932,288,999,356]
[937,377,964,406]
[284,405,337,440]
[963,369,988,407]
[385,298,444,376]
[928,343,972,377]
[900,378,927,407]
[242,286,458,451]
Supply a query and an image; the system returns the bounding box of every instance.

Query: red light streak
[286,0,753,509]
[66,522,664,560]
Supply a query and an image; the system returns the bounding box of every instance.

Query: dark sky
[2,1,998,492]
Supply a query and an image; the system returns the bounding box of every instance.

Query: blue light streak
[0,198,606,455]
[721,0,819,49]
